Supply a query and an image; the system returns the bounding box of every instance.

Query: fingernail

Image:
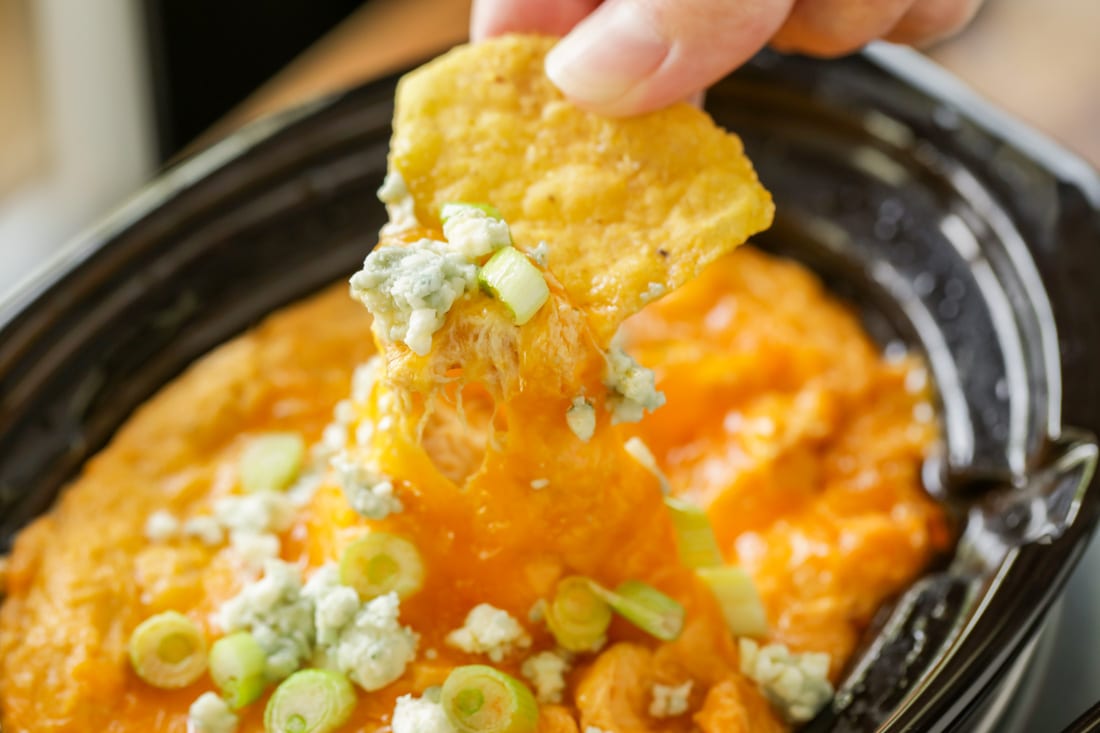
[545,3,668,106]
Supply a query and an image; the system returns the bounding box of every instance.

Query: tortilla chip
[390,34,774,341]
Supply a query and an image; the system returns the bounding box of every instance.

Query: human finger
[885,0,985,46]
[544,0,795,117]
[770,0,916,57]
[471,0,601,41]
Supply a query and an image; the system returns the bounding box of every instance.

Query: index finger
[470,0,601,41]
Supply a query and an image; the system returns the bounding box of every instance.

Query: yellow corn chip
[390,34,774,341]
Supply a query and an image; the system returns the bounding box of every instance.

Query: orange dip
[0,246,948,732]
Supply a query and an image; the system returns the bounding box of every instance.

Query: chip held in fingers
[389,34,775,341]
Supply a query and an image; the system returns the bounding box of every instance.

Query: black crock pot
[1,43,1098,732]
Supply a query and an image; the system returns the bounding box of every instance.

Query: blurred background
[0,0,1097,728]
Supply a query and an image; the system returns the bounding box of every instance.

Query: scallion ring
[696,566,768,637]
[209,631,268,709]
[128,610,208,689]
[665,497,723,568]
[477,247,549,326]
[441,665,539,733]
[596,579,685,642]
[440,201,503,222]
[264,669,356,733]
[339,532,425,600]
[545,576,612,652]
[240,432,305,493]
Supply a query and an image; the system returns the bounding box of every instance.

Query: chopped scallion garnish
[478,247,549,326]
[697,566,768,637]
[128,611,208,689]
[545,576,612,652]
[240,433,305,493]
[665,497,723,568]
[441,201,504,222]
[441,665,539,733]
[339,532,425,600]
[595,579,685,642]
[264,669,356,733]
[209,631,268,709]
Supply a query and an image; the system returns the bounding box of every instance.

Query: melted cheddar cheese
[0,244,947,732]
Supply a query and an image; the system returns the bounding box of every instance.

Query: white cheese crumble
[446,604,532,663]
[530,478,550,490]
[391,694,456,733]
[640,281,667,304]
[521,650,572,704]
[604,346,666,424]
[303,565,419,691]
[442,207,511,258]
[378,171,419,233]
[217,559,315,680]
[623,437,671,494]
[739,638,833,723]
[182,516,224,546]
[331,452,404,520]
[229,530,281,570]
[585,728,611,733]
[649,680,693,718]
[213,492,295,535]
[144,510,180,542]
[349,240,477,356]
[566,397,596,442]
[531,241,550,267]
[187,691,238,733]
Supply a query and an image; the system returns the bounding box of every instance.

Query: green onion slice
[240,432,305,493]
[665,497,723,568]
[697,566,768,638]
[209,631,268,709]
[478,247,550,326]
[264,669,356,733]
[545,576,612,652]
[441,665,539,733]
[441,202,503,222]
[595,580,685,642]
[339,532,425,600]
[128,611,208,689]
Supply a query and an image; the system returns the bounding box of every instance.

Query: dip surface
[0,247,946,732]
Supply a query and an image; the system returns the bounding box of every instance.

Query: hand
[471,0,985,116]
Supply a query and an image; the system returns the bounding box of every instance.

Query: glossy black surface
[1,45,1098,732]
[1064,701,1100,733]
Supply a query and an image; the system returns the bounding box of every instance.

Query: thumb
[545,0,794,116]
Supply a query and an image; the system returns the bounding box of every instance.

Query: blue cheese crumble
[521,650,572,704]
[350,240,477,356]
[182,516,224,546]
[649,680,693,718]
[739,638,833,723]
[446,603,532,663]
[566,397,596,442]
[331,451,404,520]
[391,694,456,733]
[441,206,511,258]
[187,691,238,733]
[217,559,315,680]
[531,241,550,267]
[213,492,295,535]
[604,346,666,424]
[378,171,419,234]
[303,565,419,691]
